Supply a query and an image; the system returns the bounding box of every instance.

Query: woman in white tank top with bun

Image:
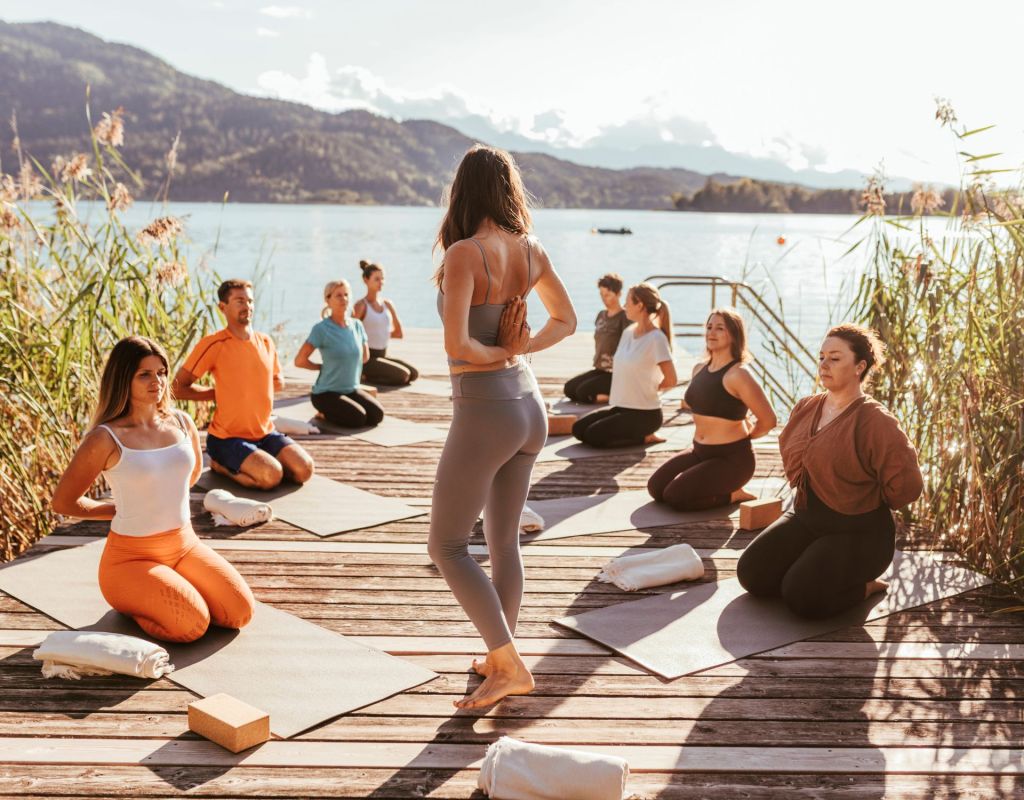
[352,260,420,386]
[52,336,255,643]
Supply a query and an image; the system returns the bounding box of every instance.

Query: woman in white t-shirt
[572,283,677,447]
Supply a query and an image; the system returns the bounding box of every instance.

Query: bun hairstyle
[322,278,351,319]
[825,323,886,384]
[706,307,751,363]
[597,273,624,294]
[434,144,533,287]
[91,336,173,429]
[359,260,383,281]
[629,282,673,351]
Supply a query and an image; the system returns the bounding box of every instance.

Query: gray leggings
[428,364,547,650]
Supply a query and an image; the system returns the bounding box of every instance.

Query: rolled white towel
[596,543,705,591]
[519,505,545,533]
[33,630,175,680]
[272,415,320,436]
[478,736,628,800]
[203,488,273,527]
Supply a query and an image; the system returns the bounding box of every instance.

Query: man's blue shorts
[206,431,296,474]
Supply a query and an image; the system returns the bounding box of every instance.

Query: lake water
[109,203,877,356]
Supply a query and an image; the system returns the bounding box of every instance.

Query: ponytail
[629,282,673,351]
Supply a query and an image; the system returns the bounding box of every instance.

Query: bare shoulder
[78,426,118,458]
[691,359,709,377]
[725,362,756,384]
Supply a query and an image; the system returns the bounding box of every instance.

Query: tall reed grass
[0,105,218,561]
[851,109,1024,599]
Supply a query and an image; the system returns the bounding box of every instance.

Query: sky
[4,0,1023,187]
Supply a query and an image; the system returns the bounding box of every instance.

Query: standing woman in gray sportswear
[430,145,577,709]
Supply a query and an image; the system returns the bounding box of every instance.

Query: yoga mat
[0,540,436,737]
[534,423,696,464]
[555,549,992,679]
[391,377,453,398]
[198,472,424,536]
[523,478,788,542]
[273,397,447,446]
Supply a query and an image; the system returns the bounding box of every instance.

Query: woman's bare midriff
[691,413,750,445]
[449,356,520,375]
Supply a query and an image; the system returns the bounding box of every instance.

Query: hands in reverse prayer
[497,296,531,356]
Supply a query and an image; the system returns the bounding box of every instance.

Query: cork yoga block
[547,414,578,437]
[739,498,783,531]
[188,693,270,753]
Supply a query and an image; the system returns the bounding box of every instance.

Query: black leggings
[362,348,419,386]
[572,406,663,448]
[563,369,612,403]
[311,389,385,428]
[736,487,896,619]
[647,438,755,511]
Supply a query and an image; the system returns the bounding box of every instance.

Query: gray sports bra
[436,236,533,366]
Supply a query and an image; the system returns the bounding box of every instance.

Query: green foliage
[849,124,1024,597]
[0,108,219,561]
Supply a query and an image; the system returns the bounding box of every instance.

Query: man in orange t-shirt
[173,279,314,490]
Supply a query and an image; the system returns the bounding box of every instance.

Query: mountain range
[1,20,755,208]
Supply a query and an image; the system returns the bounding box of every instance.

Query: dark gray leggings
[428,365,547,651]
[363,347,419,386]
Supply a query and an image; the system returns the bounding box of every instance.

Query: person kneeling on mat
[572,282,677,448]
[294,278,385,428]
[647,308,776,510]
[562,272,628,404]
[352,259,419,386]
[736,324,923,619]
[53,336,256,643]
[173,279,315,491]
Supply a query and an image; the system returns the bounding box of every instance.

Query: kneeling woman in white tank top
[51,336,256,643]
[572,283,677,447]
[353,260,419,386]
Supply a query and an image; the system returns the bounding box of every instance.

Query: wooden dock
[2,331,1022,798]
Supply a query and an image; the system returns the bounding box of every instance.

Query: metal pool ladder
[645,274,817,409]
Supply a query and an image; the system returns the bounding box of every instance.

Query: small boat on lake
[592,227,633,235]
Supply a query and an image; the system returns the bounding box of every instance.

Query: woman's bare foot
[644,433,667,444]
[865,579,889,599]
[730,488,757,503]
[456,642,534,709]
[595,394,609,403]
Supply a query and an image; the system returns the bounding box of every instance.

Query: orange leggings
[98,525,256,643]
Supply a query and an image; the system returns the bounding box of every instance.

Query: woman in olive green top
[563,273,628,403]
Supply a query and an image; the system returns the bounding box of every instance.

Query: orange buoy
[776,235,786,245]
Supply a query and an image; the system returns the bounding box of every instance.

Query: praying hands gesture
[497,296,531,356]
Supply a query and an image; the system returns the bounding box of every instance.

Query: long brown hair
[629,283,673,350]
[90,336,173,429]
[433,145,533,287]
[705,307,752,363]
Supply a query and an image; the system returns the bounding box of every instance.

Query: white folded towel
[519,505,545,533]
[478,736,628,800]
[203,488,274,527]
[33,630,175,680]
[271,415,320,435]
[596,543,705,591]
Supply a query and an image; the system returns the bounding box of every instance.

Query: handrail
[644,274,817,408]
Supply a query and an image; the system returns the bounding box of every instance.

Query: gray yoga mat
[0,540,436,737]
[555,549,992,679]
[198,472,424,536]
[523,479,787,542]
[274,397,447,446]
[534,423,696,464]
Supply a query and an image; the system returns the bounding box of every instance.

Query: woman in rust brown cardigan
[736,324,923,619]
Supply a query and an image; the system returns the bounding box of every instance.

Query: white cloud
[260,5,311,18]
[256,27,280,38]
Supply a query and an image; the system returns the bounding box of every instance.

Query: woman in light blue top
[294,279,385,428]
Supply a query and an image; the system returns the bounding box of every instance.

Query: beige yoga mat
[390,377,453,398]
[0,540,436,737]
[555,549,991,679]
[523,478,788,542]
[198,472,424,536]
[274,397,448,446]
[534,423,696,464]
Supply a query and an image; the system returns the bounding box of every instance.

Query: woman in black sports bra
[647,308,777,510]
